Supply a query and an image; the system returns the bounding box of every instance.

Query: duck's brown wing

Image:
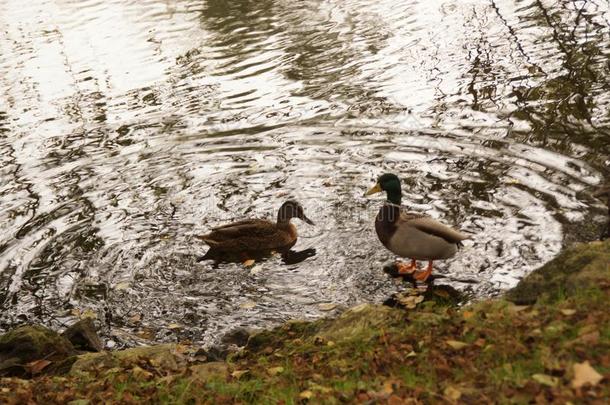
[210,219,270,232]
[400,211,428,221]
[204,219,276,241]
[402,215,469,245]
[198,219,288,251]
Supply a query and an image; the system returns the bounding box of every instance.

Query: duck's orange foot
[414,261,434,282]
[396,259,418,275]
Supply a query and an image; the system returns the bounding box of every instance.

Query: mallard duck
[365,173,469,282]
[197,200,314,265]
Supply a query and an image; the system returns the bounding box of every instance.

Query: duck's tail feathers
[197,248,216,262]
[195,235,219,246]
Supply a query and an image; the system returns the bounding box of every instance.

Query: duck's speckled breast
[276,222,298,249]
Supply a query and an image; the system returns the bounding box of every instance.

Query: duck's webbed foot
[414,261,434,282]
[396,259,418,274]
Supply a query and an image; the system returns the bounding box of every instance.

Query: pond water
[0,0,608,347]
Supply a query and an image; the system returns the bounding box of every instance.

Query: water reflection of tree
[464,0,609,168]
[197,0,404,117]
[514,1,609,148]
[0,24,106,324]
[202,0,278,41]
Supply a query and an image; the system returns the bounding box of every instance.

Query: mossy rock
[70,344,187,375]
[315,304,400,342]
[0,325,77,377]
[506,240,610,305]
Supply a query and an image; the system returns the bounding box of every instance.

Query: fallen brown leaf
[231,369,249,379]
[474,338,486,347]
[307,382,332,394]
[299,390,313,399]
[508,304,529,314]
[578,331,600,345]
[462,310,475,320]
[129,313,142,323]
[136,329,155,340]
[387,395,406,405]
[318,303,337,311]
[532,373,558,387]
[267,366,284,376]
[239,301,256,310]
[444,385,462,401]
[131,366,153,381]
[572,361,603,389]
[446,340,469,350]
[381,380,395,395]
[396,294,425,309]
[26,359,52,375]
[82,309,97,319]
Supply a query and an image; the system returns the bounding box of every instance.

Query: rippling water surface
[1,0,608,347]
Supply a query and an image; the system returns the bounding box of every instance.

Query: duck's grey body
[375,202,467,261]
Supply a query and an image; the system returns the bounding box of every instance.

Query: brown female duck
[198,200,314,265]
[365,173,469,282]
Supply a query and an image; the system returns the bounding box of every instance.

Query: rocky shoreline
[1,239,608,403]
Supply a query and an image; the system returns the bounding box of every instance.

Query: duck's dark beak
[302,215,314,225]
[364,183,382,196]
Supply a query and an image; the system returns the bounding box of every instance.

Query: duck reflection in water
[197,200,316,266]
[593,183,610,240]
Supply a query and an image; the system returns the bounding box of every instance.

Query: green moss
[507,240,610,304]
[70,344,185,375]
[488,359,545,388]
[0,325,76,377]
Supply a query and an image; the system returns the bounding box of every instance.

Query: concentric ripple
[0,0,608,347]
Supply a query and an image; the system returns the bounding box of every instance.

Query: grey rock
[62,318,103,352]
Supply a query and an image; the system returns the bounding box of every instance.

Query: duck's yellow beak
[364,183,382,196]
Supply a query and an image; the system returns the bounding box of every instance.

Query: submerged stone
[221,327,251,348]
[194,345,229,362]
[384,284,465,309]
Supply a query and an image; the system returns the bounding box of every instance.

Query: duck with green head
[365,173,469,281]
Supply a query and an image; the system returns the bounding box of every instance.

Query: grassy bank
[1,240,608,404]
